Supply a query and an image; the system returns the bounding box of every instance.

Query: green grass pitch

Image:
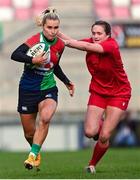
[0,148,140,179]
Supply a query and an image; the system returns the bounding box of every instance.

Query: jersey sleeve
[11,43,32,63]
[100,38,118,53]
[80,38,92,43]
[25,33,40,47]
[54,63,71,85]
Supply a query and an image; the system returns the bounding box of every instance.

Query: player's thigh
[20,113,37,134]
[84,105,104,130]
[103,106,125,135]
[102,96,130,135]
[39,98,57,122]
[85,92,106,130]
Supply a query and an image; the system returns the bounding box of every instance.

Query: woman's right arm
[11,43,33,63]
[58,31,72,41]
[11,44,46,65]
[58,32,104,53]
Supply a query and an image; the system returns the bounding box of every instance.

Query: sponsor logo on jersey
[45,93,52,98]
[22,106,28,111]
[27,43,46,57]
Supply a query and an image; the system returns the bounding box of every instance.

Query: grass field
[0,147,140,179]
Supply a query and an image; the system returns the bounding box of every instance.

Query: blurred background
[0,0,140,151]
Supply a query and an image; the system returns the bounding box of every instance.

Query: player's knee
[24,132,34,140]
[84,127,98,138]
[40,111,52,124]
[41,116,51,124]
[99,131,110,143]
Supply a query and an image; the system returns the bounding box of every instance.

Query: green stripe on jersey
[40,32,57,46]
[40,69,56,90]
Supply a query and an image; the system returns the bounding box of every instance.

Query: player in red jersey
[58,20,131,174]
[11,7,74,170]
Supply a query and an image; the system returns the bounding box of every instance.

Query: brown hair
[91,20,111,37]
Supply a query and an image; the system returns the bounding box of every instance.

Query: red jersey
[83,37,131,97]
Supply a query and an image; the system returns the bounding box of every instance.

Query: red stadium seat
[32,7,46,16]
[95,7,113,20]
[131,0,140,4]
[94,0,111,6]
[93,0,112,20]
[113,7,130,19]
[0,0,11,6]
[32,0,49,8]
[15,8,31,20]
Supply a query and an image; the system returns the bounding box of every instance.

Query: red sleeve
[80,38,92,43]
[24,33,40,47]
[100,38,119,53]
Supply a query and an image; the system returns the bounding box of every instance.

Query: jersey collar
[40,32,57,45]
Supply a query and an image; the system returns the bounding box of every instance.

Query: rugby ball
[27,43,46,57]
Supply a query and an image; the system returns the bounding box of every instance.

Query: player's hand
[66,82,75,97]
[32,52,46,65]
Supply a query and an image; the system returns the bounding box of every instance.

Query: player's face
[43,19,60,41]
[91,25,109,43]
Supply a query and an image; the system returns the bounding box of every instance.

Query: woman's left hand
[66,82,75,97]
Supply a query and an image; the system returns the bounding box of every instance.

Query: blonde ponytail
[35,7,59,27]
[43,7,57,14]
[35,14,43,27]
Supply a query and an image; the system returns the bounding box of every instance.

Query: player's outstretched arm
[65,39,104,53]
[58,31,104,53]
[57,31,72,41]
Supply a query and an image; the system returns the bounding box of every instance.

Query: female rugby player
[11,7,74,170]
[58,20,131,174]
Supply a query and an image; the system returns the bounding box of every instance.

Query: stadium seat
[113,7,130,19]
[15,8,31,20]
[94,0,111,6]
[131,5,140,19]
[12,0,32,8]
[0,7,14,21]
[32,7,45,17]
[131,0,140,4]
[93,0,112,20]
[32,0,49,8]
[0,0,11,6]
[95,7,112,20]
[112,0,130,7]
